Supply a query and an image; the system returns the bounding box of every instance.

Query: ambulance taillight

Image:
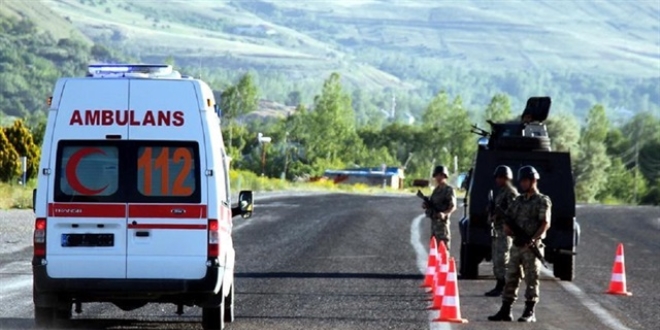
[34,218,47,257]
[208,219,219,257]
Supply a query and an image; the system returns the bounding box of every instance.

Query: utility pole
[633,139,639,203]
[282,132,289,180]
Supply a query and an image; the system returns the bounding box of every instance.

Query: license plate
[61,234,114,247]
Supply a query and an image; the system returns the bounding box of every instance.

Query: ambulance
[31,64,253,330]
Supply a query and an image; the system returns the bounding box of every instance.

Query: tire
[459,243,480,279]
[35,307,55,328]
[495,136,551,151]
[202,301,225,330]
[553,251,575,281]
[224,284,234,323]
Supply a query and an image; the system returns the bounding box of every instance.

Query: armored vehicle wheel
[459,243,481,279]
[553,251,575,281]
[495,136,551,151]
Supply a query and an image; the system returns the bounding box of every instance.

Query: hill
[3,0,659,119]
[0,0,89,42]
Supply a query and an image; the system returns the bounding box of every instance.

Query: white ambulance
[31,64,253,330]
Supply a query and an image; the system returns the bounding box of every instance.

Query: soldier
[485,165,519,297]
[488,165,551,323]
[421,165,457,250]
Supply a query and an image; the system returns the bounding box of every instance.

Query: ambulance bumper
[32,261,221,296]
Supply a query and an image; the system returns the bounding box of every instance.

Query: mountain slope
[1,0,90,42]
[6,0,660,118]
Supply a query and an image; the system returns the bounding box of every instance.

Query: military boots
[518,301,537,322]
[487,300,513,321]
[484,278,505,297]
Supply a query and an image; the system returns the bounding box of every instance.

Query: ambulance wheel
[224,284,234,323]
[34,307,55,328]
[202,301,225,330]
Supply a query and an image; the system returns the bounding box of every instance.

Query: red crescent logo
[65,147,109,195]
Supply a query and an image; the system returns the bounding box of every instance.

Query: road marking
[541,268,632,330]
[410,214,451,330]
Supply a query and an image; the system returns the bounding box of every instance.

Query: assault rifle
[505,218,549,268]
[416,190,435,210]
[490,193,549,268]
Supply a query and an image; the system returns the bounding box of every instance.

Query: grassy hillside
[0,0,90,42]
[3,0,659,119]
[42,0,659,78]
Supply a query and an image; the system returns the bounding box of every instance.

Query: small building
[323,167,405,189]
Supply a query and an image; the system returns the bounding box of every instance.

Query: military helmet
[518,165,540,181]
[432,165,450,178]
[493,165,513,179]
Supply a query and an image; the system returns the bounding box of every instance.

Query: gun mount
[472,97,552,152]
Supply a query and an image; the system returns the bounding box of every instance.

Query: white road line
[540,268,633,330]
[410,214,451,330]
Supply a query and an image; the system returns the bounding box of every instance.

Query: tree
[3,119,41,180]
[596,158,647,203]
[220,73,260,152]
[286,90,301,106]
[0,129,20,182]
[303,72,361,172]
[483,93,512,124]
[545,112,580,153]
[574,104,611,202]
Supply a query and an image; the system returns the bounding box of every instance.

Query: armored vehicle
[459,97,580,281]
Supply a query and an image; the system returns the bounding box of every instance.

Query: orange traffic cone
[421,237,438,288]
[428,241,449,302]
[606,243,632,296]
[433,257,468,323]
[428,250,448,310]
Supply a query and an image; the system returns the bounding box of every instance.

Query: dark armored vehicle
[459,97,580,281]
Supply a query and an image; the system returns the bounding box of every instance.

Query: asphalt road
[1,193,659,330]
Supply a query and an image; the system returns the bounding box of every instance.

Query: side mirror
[32,189,37,212]
[237,190,253,219]
[214,104,222,117]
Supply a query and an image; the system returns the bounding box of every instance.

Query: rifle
[416,190,435,210]
[504,218,549,268]
[487,189,496,218]
[417,190,447,220]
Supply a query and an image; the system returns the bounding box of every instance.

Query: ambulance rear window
[55,143,123,202]
[54,141,200,203]
[136,145,198,199]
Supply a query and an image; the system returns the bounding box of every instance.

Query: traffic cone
[606,243,632,296]
[421,237,438,288]
[426,240,449,299]
[428,250,448,310]
[433,257,468,323]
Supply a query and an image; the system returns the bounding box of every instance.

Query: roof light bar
[88,64,173,77]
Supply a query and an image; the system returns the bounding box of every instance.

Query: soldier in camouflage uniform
[485,165,519,297]
[421,165,456,250]
[488,165,551,323]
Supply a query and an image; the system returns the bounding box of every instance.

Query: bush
[0,129,20,182]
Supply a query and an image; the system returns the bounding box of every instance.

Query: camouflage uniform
[502,189,551,303]
[491,183,519,279]
[426,184,456,250]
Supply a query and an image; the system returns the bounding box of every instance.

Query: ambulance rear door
[46,79,129,279]
[125,79,208,279]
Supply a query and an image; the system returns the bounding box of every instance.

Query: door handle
[135,231,150,237]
